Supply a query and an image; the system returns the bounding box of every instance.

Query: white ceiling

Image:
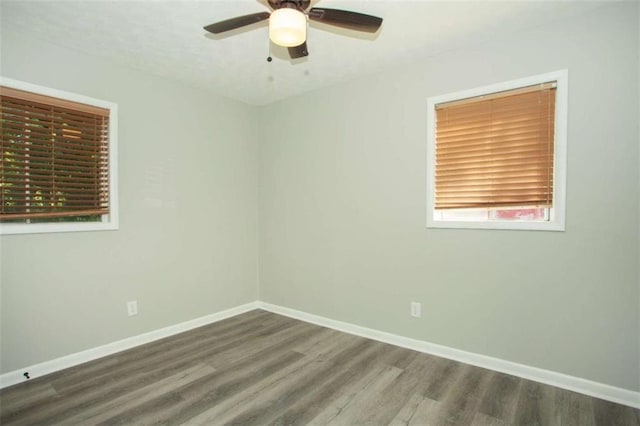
[2,0,611,105]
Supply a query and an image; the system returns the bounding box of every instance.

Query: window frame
[0,77,118,235]
[426,70,568,232]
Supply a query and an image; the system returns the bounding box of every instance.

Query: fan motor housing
[268,0,311,12]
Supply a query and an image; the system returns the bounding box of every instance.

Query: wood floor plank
[389,394,442,426]
[592,397,640,426]
[0,381,58,414]
[553,388,596,426]
[513,379,558,426]
[111,350,307,425]
[104,324,328,424]
[202,339,381,425]
[470,411,510,426]
[291,328,342,355]
[477,370,522,422]
[97,391,186,426]
[335,352,433,425]
[430,364,493,425]
[420,355,465,402]
[1,310,637,426]
[199,320,317,368]
[389,392,426,426]
[307,363,404,425]
[261,343,418,426]
[269,342,414,425]
[55,363,215,425]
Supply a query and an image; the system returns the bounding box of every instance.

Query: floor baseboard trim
[0,301,259,390]
[257,301,640,409]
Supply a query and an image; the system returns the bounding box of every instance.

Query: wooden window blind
[434,83,556,210]
[1,86,110,221]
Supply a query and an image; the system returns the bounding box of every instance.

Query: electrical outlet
[410,302,421,318]
[127,300,138,316]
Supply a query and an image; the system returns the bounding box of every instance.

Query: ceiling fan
[203,0,383,59]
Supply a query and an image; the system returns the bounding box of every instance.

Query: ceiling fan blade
[203,12,270,34]
[308,8,382,33]
[288,42,309,59]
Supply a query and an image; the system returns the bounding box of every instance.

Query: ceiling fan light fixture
[269,8,306,47]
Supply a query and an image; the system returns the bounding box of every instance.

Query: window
[426,70,567,231]
[0,78,118,235]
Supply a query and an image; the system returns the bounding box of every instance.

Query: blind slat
[436,161,552,176]
[0,87,109,117]
[0,209,108,220]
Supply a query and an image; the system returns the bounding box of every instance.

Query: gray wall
[258,3,640,391]
[0,29,259,373]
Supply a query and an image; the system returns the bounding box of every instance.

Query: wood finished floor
[1,310,638,425]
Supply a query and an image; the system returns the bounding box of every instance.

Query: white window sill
[426,219,565,232]
[0,221,119,236]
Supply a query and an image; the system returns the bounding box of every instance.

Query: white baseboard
[0,301,259,389]
[257,301,640,409]
[2,300,638,410]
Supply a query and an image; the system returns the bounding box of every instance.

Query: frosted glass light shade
[269,8,306,47]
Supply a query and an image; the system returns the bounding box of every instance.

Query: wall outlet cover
[127,301,138,316]
[411,302,421,318]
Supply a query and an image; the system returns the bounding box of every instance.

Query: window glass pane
[437,206,549,222]
[490,207,548,221]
